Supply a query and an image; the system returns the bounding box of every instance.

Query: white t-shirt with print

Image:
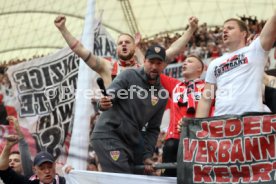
[205,37,269,116]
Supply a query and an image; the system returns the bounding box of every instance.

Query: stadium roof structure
[0,0,275,63]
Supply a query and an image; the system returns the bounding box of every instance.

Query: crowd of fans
[0,15,275,179]
[0,15,271,69]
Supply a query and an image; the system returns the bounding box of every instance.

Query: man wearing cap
[0,135,66,184]
[91,45,168,174]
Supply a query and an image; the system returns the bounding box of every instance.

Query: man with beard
[91,45,168,174]
[54,15,198,87]
[55,14,198,173]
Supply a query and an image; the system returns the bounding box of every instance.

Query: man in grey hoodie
[91,45,169,174]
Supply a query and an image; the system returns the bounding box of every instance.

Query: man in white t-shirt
[196,10,276,117]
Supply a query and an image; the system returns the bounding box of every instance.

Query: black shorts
[265,86,276,113]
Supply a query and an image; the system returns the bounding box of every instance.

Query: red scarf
[118,58,136,67]
[112,59,140,79]
[177,79,204,114]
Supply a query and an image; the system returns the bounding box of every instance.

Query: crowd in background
[139,15,268,64]
[0,15,275,177]
[0,15,270,69]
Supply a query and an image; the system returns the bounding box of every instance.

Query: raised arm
[165,16,198,64]
[259,9,276,51]
[7,116,33,177]
[134,32,144,65]
[196,83,216,118]
[54,15,112,86]
[0,135,19,170]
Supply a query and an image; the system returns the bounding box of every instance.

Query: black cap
[145,45,166,62]
[33,151,55,166]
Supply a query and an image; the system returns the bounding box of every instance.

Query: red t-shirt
[160,74,212,140]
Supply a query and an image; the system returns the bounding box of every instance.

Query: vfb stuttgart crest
[151,95,159,106]
[110,150,120,161]
[154,46,161,53]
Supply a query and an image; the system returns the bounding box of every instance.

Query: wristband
[84,52,92,63]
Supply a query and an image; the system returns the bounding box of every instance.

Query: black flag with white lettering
[178,112,276,184]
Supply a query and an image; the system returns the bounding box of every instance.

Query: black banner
[178,112,276,184]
